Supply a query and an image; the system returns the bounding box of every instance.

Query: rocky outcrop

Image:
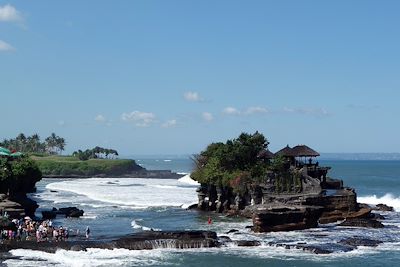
[42,207,84,219]
[338,218,384,228]
[114,231,218,250]
[0,194,25,218]
[373,203,394,212]
[0,230,219,253]
[0,193,38,219]
[252,205,323,232]
[338,237,383,248]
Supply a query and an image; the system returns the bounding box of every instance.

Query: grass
[32,155,143,176]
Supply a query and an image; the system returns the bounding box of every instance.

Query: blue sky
[1,1,400,155]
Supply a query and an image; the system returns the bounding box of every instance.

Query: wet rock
[58,207,84,218]
[0,231,219,252]
[114,230,219,249]
[252,205,323,232]
[226,229,239,234]
[187,204,198,210]
[41,210,57,220]
[236,240,261,247]
[338,237,383,248]
[373,204,394,212]
[339,218,384,228]
[218,236,232,243]
[369,212,385,220]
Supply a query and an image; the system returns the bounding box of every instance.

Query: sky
[1,1,400,155]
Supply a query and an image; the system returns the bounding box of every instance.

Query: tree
[191,132,270,188]
[15,133,27,151]
[55,136,66,154]
[45,133,65,155]
[72,147,119,161]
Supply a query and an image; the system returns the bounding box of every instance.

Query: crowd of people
[1,216,90,243]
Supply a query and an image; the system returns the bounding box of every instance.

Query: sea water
[3,158,400,267]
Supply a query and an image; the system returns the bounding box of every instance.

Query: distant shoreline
[42,170,185,179]
[319,153,400,161]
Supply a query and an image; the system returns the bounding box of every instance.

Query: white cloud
[244,106,268,115]
[0,4,22,22]
[95,114,106,122]
[283,107,331,117]
[121,111,156,127]
[0,40,15,51]
[222,107,241,115]
[161,119,177,128]
[202,112,214,122]
[184,91,203,102]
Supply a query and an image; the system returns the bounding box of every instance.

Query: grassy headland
[32,155,144,177]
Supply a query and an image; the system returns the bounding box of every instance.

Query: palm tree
[16,133,27,152]
[45,133,58,154]
[55,136,66,155]
[31,133,41,152]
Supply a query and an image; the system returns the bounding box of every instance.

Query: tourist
[85,226,90,239]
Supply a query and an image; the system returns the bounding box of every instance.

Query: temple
[195,144,379,232]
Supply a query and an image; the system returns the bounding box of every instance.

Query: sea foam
[6,248,171,267]
[178,174,200,186]
[358,193,400,212]
[45,178,198,209]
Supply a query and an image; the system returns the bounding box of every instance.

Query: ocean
[3,158,400,267]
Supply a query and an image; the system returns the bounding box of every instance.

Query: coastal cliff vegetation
[191,132,301,195]
[32,156,143,177]
[0,155,42,195]
[1,133,143,177]
[191,132,268,189]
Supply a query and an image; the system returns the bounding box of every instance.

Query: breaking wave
[45,178,198,209]
[358,193,400,212]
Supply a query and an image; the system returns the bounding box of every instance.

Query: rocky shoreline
[0,229,387,256]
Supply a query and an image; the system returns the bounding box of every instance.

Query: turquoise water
[3,159,400,267]
[325,160,400,196]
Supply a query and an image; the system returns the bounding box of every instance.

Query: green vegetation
[72,146,119,161]
[191,132,270,189]
[0,155,42,195]
[1,133,66,155]
[191,132,302,194]
[32,155,143,177]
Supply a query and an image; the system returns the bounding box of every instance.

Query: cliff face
[195,170,367,232]
[0,156,42,219]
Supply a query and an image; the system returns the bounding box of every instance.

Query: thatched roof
[290,145,320,157]
[275,145,293,157]
[257,149,275,159]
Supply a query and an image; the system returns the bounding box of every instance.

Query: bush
[0,156,42,195]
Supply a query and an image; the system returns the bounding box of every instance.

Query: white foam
[6,248,171,267]
[179,174,200,186]
[45,178,198,209]
[358,193,400,212]
[131,219,160,231]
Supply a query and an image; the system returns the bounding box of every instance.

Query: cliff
[194,165,379,232]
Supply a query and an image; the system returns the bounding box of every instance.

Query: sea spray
[358,193,400,211]
[178,174,200,186]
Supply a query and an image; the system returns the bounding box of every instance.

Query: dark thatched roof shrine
[275,145,293,157]
[257,149,275,159]
[290,145,320,157]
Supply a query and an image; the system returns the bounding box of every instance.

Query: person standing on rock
[85,226,90,239]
